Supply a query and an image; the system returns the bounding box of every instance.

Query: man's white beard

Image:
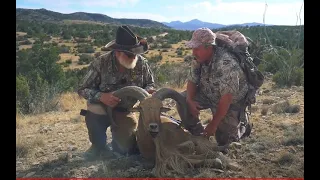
[118,55,138,69]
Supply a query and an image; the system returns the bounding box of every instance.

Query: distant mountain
[162,19,272,30]
[162,19,225,30]
[16,8,170,28]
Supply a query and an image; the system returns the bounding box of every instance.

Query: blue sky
[16,0,304,25]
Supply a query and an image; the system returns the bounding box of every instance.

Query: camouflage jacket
[188,47,249,112]
[78,51,155,108]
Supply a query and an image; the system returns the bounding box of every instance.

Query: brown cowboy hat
[104,25,148,54]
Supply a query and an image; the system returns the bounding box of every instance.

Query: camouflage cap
[186,27,216,48]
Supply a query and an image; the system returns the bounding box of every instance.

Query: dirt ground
[16,78,304,178]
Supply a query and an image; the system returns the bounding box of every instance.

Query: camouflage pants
[177,91,248,146]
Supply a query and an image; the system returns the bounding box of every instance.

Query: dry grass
[19,45,33,50]
[16,133,45,158]
[58,53,80,63]
[144,41,192,65]
[262,99,276,105]
[58,92,87,112]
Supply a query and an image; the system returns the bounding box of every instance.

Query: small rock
[32,162,40,165]
[229,142,242,149]
[24,172,36,177]
[89,165,96,169]
[263,89,270,94]
[247,153,256,158]
[54,147,63,152]
[297,145,304,151]
[212,168,224,173]
[227,162,241,171]
[128,167,138,173]
[58,153,70,163]
[289,146,297,153]
[269,153,275,157]
[39,126,52,133]
[69,146,77,151]
[89,165,99,172]
[213,158,223,169]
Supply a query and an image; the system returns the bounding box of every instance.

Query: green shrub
[273,67,304,87]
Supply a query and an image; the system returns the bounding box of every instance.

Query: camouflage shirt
[78,51,155,108]
[188,47,248,111]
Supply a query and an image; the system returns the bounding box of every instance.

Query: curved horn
[106,86,150,127]
[152,88,188,123]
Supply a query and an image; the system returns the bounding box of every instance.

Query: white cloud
[178,1,304,25]
[80,0,140,7]
[24,0,140,8]
[164,0,304,25]
[107,12,170,22]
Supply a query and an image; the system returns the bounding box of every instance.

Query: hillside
[162,19,273,30]
[16,8,276,30]
[16,8,170,28]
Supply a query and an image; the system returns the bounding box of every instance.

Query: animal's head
[131,88,188,138]
[106,86,188,138]
[131,97,171,138]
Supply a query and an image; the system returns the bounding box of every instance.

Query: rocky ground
[16,79,304,178]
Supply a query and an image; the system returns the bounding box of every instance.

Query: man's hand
[99,92,121,107]
[187,98,203,118]
[203,122,217,137]
[147,89,156,94]
[202,93,233,138]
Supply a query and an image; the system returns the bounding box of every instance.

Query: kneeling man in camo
[177,27,254,146]
[77,25,156,159]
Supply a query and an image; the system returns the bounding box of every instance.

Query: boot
[83,145,115,160]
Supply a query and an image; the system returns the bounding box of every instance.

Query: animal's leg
[111,111,138,155]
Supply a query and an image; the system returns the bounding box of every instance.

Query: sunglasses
[123,52,136,59]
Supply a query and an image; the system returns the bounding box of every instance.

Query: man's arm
[77,61,102,103]
[204,59,241,136]
[186,60,202,117]
[187,59,201,100]
[186,80,197,102]
[205,93,233,135]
